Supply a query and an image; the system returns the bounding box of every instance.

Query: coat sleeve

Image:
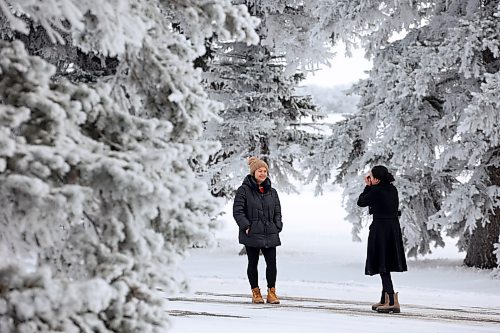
[233,186,250,231]
[273,189,283,232]
[356,186,377,207]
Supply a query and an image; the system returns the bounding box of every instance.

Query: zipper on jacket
[260,191,269,248]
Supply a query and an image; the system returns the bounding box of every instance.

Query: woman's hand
[246,227,250,235]
[365,174,380,186]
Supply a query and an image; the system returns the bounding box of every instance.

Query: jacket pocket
[267,222,279,234]
[249,219,265,234]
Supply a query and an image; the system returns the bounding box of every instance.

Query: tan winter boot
[377,292,400,313]
[266,287,280,304]
[251,287,264,304]
[371,292,388,311]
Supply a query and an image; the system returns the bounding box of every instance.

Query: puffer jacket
[233,175,282,248]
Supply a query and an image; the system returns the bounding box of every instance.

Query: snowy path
[168,291,500,325]
[166,291,500,333]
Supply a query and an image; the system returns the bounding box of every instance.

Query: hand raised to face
[365,173,380,186]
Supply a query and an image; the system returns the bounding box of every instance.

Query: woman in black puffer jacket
[357,165,407,314]
[233,157,282,305]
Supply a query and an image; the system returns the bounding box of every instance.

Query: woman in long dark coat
[233,156,283,305]
[357,165,407,313]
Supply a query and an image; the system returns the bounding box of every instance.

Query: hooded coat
[233,175,282,248]
[357,183,407,276]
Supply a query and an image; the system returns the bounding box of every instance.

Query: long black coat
[357,183,407,276]
[233,175,282,248]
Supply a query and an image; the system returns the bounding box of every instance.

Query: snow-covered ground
[167,187,500,332]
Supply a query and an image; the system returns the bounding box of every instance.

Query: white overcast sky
[302,44,373,87]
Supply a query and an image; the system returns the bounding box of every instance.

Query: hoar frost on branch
[0,0,259,332]
[199,1,332,197]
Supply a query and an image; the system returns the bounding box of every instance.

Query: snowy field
[167,187,500,333]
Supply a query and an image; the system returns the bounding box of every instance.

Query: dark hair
[371,165,395,183]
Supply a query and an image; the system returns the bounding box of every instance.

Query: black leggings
[246,246,277,289]
[380,272,394,294]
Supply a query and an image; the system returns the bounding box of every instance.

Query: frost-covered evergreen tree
[0,1,259,331]
[305,0,500,269]
[202,42,323,196]
[199,1,328,197]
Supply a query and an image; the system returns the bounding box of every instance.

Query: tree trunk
[464,211,499,268]
[464,166,500,269]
